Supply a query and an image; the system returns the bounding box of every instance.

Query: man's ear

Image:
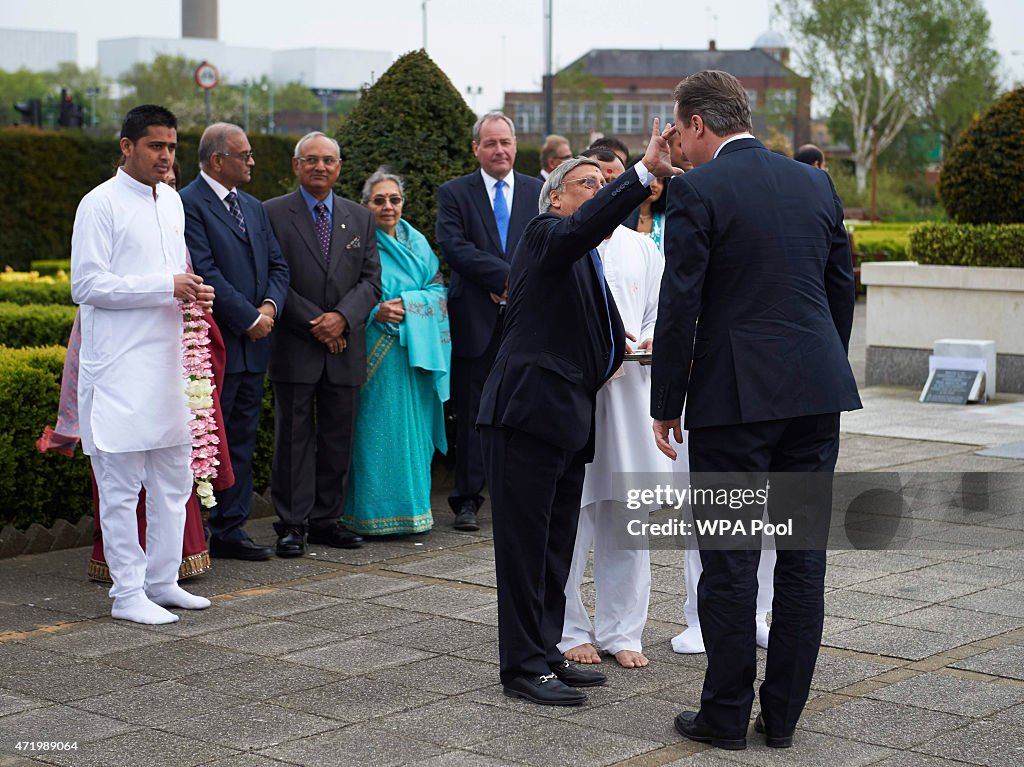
[549,190,562,211]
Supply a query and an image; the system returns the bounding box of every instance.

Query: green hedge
[0,128,299,271]
[0,281,73,305]
[0,343,276,530]
[30,259,71,277]
[908,223,1024,267]
[0,303,77,348]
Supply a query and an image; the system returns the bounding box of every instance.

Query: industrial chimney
[182,0,218,40]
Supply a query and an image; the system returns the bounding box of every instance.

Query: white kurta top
[71,169,191,455]
[582,226,678,507]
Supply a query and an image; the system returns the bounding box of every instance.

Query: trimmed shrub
[939,87,1024,224]
[0,346,93,529]
[513,144,542,177]
[334,50,479,254]
[908,222,1024,267]
[0,280,73,306]
[30,259,71,277]
[0,303,77,348]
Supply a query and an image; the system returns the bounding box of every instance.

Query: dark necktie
[590,249,616,378]
[224,191,246,234]
[493,179,510,252]
[315,201,331,268]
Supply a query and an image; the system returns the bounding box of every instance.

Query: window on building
[510,102,543,134]
[605,102,643,134]
[764,89,796,113]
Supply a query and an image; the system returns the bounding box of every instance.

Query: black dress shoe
[453,502,479,532]
[674,711,747,750]
[275,527,306,558]
[550,660,607,688]
[755,713,793,748]
[503,674,586,706]
[209,536,273,561]
[307,523,363,549]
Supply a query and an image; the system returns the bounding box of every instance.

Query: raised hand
[641,118,682,179]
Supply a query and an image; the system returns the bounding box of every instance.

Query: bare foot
[564,643,601,664]
[614,649,649,668]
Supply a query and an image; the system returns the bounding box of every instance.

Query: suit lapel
[507,171,536,256]
[468,173,504,256]
[287,191,328,273]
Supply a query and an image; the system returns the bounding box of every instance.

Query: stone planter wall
[862,262,1024,393]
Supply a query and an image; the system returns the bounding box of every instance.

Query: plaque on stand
[623,351,653,366]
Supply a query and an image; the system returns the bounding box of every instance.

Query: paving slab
[196,620,340,656]
[374,697,547,749]
[260,724,445,767]
[823,622,966,660]
[33,727,237,767]
[801,698,966,749]
[101,638,258,680]
[280,638,434,675]
[951,645,1024,680]
[159,701,340,751]
[269,676,443,724]
[472,717,661,767]
[288,573,420,600]
[363,616,497,654]
[1,660,157,703]
[16,620,175,659]
[0,703,136,744]
[865,672,1024,717]
[72,679,248,727]
[180,657,348,702]
[915,718,1024,766]
[882,605,1023,644]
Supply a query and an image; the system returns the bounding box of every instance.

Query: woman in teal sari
[343,168,451,535]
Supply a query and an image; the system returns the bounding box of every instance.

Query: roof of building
[563,48,800,80]
[753,30,789,49]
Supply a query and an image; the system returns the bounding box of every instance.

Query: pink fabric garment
[35,312,83,456]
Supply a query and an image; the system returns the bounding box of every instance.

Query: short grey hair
[539,157,602,213]
[198,122,244,168]
[360,166,405,204]
[472,111,516,144]
[294,131,341,159]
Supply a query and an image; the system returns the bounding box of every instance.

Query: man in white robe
[559,149,674,668]
[71,105,214,625]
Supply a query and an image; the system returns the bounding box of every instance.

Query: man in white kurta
[71,106,212,625]
[559,221,674,667]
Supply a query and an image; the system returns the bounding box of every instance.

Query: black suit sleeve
[435,182,509,294]
[824,184,855,353]
[651,175,711,420]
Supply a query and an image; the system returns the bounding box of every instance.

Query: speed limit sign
[195,61,219,90]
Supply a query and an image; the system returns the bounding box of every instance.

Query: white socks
[146,584,212,610]
[671,617,771,654]
[111,594,179,625]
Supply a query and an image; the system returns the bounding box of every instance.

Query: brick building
[504,33,811,155]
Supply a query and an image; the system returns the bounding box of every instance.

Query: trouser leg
[592,499,651,654]
[558,502,597,652]
[141,443,192,593]
[92,449,148,602]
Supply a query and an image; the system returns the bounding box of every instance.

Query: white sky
[4,0,1022,114]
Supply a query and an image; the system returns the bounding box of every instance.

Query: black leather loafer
[307,523,363,549]
[755,713,794,748]
[550,660,607,688]
[503,674,586,706]
[275,527,306,558]
[209,536,274,561]
[674,711,747,750]
[453,505,479,531]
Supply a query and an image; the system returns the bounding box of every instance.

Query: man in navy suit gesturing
[436,112,543,532]
[651,71,861,750]
[181,123,290,561]
[478,120,679,706]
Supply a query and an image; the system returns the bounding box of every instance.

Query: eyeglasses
[564,177,604,191]
[298,155,340,167]
[218,150,254,162]
[370,195,403,206]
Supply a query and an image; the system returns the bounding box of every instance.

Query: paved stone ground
[2,300,1024,767]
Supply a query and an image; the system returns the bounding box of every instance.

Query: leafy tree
[554,62,610,143]
[778,0,999,192]
[939,87,1024,224]
[334,50,477,252]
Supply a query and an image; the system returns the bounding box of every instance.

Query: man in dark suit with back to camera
[651,70,861,750]
[263,132,381,557]
[478,120,679,706]
[181,122,290,562]
[436,112,543,532]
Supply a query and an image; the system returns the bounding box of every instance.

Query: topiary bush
[0,303,77,348]
[908,222,1024,267]
[30,259,71,278]
[0,280,73,306]
[939,87,1024,224]
[334,50,478,254]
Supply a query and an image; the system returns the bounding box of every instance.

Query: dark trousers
[688,413,840,739]
[209,371,264,543]
[449,315,503,513]
[481,425,586,684]
[271,376,359,532]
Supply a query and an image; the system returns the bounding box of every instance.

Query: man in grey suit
[263,132,382,557]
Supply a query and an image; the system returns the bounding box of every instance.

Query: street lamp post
[86,87,99,128]
[422,0,430,52]
[316,89,331,133]
[242,79,251,133]
[466,85,482,114]
[262,82,275,134]
[543,0,553,135]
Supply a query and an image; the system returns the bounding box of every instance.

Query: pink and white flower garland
[181,303,220,507]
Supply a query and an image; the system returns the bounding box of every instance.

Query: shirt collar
[713,133,756,159]
[200,169,235,201]
[299,185,333,215]
[115,167,159,199]
[480,168,515,197]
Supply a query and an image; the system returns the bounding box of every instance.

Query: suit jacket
[263,190,382,386]
[436,170,544,359]
[477,167,652,459]
[651,138,862,428]
[180,175,290,375]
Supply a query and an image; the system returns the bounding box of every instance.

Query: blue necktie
[590,249,616,378]
[225,191,246,234]
[493,179,510,252]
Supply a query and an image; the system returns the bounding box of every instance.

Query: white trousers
[683,545,777,627]
[91,445,192,602]
[559,500,652,655]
